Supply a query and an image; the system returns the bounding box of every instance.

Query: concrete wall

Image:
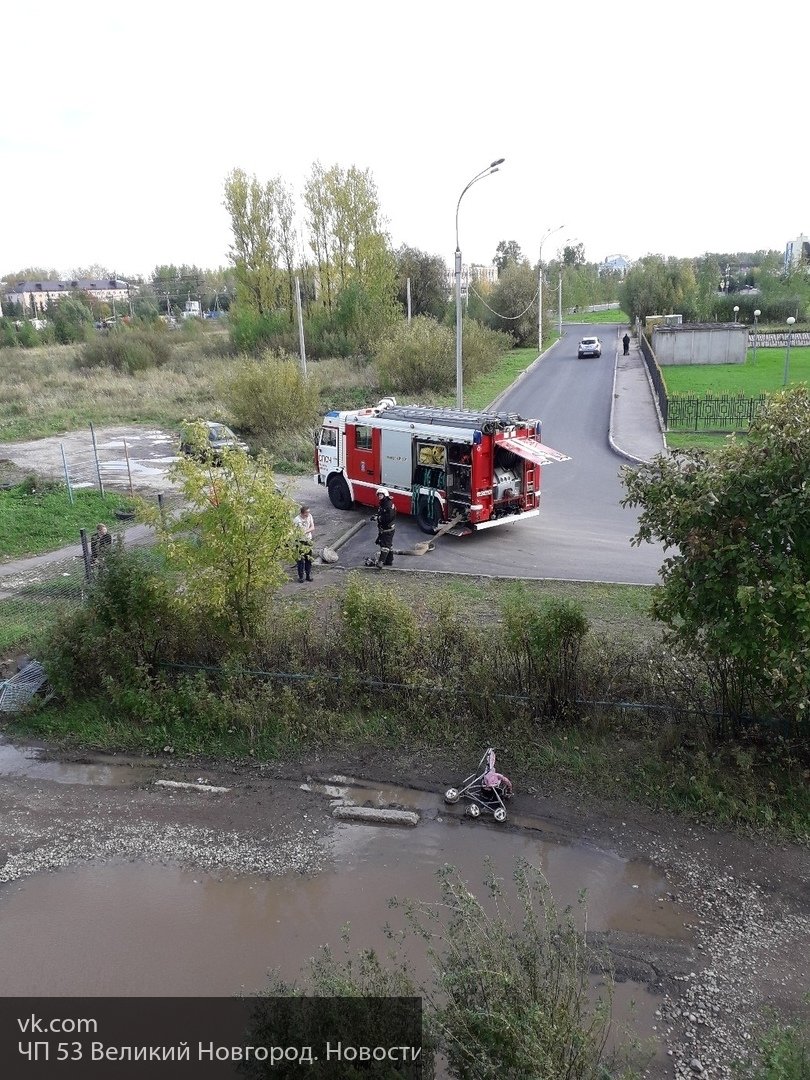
[653,325,748,365]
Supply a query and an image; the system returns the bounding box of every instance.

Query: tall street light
[538,224,564,352]
[557,236,577,337]
[455,158,504,410]
[753,308,761,364]
[783,316,796,386]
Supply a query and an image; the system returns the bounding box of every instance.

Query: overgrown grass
[0,484,132,558]
[0,342,233,441]
[737,1016,810,1079]
[663,347,810,396]
[8,560,808,841]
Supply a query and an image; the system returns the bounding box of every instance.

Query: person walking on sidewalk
[622,333,631,356]
[293,505,315,582]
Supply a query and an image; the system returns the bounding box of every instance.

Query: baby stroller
[444,748,513,823]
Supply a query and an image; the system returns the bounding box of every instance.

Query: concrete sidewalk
[609,335,668,464]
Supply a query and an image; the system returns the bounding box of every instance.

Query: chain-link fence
[0,491,184,657]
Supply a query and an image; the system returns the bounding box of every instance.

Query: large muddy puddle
[0,768,690,1069]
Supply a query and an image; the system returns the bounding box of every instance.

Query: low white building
[5,278,129,314]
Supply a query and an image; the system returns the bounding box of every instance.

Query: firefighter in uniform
[372,487,396,567]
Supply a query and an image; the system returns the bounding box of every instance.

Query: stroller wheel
[444,788,460,804]
[466,804,480,818]
[493,807,507,823]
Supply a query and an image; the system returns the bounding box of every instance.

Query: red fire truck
[315,398,570,535]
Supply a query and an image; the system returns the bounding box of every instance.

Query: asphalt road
[334,324,667,584]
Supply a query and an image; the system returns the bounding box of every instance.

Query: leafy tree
[2,266,60,283]
[620,255,698,323]
[493,240,523,274]
[394,246,448,319]
[69,264,114,280]
[147,428,295,637]
[303,161,394,322]
[223,169,284,317]
[50,293,94,343]
[560,242,586,267]
[483,261,538,345]
[303,161,335,312]
[622,387,810,732]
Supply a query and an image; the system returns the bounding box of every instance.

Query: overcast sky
[2,0,804,279]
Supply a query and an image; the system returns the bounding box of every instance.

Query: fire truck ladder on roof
[376,405,529,433]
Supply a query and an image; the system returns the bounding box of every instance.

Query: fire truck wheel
[327,476,353,511]
[416,494,440,535]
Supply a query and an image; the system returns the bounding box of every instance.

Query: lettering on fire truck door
[345,423,381,486]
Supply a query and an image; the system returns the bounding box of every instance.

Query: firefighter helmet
[376,486,389,497]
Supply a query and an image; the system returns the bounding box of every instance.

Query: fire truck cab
[315,399,570,535]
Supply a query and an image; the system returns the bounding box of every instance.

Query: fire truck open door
[497,438,571,467]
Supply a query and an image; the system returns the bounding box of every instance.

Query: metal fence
[638,333,669,427]
[667,393,768,432]
[0,494,179,656]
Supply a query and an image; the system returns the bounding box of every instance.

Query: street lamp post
[556,235,577,338]
[537,224,564,352]
[733,305,739,323]
[455,158,505,410]
[752,309,761,364]
[783,316,796,386]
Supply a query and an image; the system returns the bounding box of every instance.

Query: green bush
[501,591,589,721]
[42,550,203,701]
[460,318,513,382]
[228,308,295,354]
[266,861,623,1080]
[223,352,321,445]
[76,328,173,373]
[376,316,456,393]
[16,321,40,348]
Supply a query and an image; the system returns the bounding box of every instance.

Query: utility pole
[295,277,307,377]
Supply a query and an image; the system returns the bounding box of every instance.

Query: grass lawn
[433,348,539,411]
[663,347,810,396]
[666,432,748,452]
[563,310,629,325]
[0,485,132,559]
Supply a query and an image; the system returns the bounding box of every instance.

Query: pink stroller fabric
[482,769,512,794]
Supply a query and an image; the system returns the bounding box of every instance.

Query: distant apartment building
[5,278,130,314]
[445,262,498,296]
[598,254,630,277]
[784,234,810,272]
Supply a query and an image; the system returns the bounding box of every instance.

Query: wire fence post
[60,443,74,505]
[123,439,134,497]
[89,423,105,497]
[79,528,93,581]
[157,492,166,529]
